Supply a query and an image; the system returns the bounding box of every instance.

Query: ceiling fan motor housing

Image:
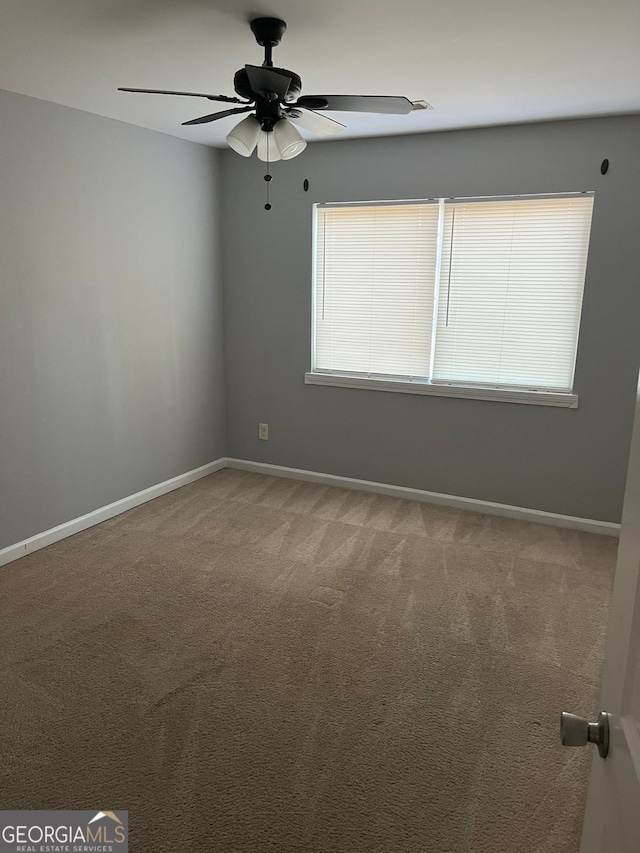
[233,67,301,104]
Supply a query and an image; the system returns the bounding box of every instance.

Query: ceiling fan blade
[118,88,249,104]
[245,65,291,101]
[182,106,253,126]
[285,107,345,137]
[294,95,414,115]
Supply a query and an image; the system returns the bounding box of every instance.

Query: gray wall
[0,89,226,549]
[221,116,640,523]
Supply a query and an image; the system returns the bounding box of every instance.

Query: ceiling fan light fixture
[120,18,429,181]
[273,118,307,160]
[226,114,261,156]
[256,130,282,162]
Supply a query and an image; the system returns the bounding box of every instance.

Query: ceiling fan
[119,17,429,162]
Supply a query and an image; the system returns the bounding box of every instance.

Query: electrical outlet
[259,423,269,441]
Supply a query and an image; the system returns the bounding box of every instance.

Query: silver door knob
[560,711,611,759]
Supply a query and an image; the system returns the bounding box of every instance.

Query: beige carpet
[0,469,616,852]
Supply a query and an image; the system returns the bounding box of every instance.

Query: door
[577,380,640,851]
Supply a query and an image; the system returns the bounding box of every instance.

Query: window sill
[304,372,578,408]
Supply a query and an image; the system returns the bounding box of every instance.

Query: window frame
[307,193,592,408]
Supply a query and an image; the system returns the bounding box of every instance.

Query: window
[307,194,594,407]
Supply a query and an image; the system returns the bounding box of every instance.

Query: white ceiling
[1,0,639,148]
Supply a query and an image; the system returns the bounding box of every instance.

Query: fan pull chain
[264,132,272,211]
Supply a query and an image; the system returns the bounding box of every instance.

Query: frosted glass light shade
[273,118,307,160]
[257,131,281,162]
[226,115,260,157]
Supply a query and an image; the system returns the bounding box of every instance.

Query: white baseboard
[0,454,619,568]
[226,458,621,537]
[0,458,228,568]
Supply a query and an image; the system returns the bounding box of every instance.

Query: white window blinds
[433,196,594,392]
[313,194,594,395]
[314,203,440,377]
